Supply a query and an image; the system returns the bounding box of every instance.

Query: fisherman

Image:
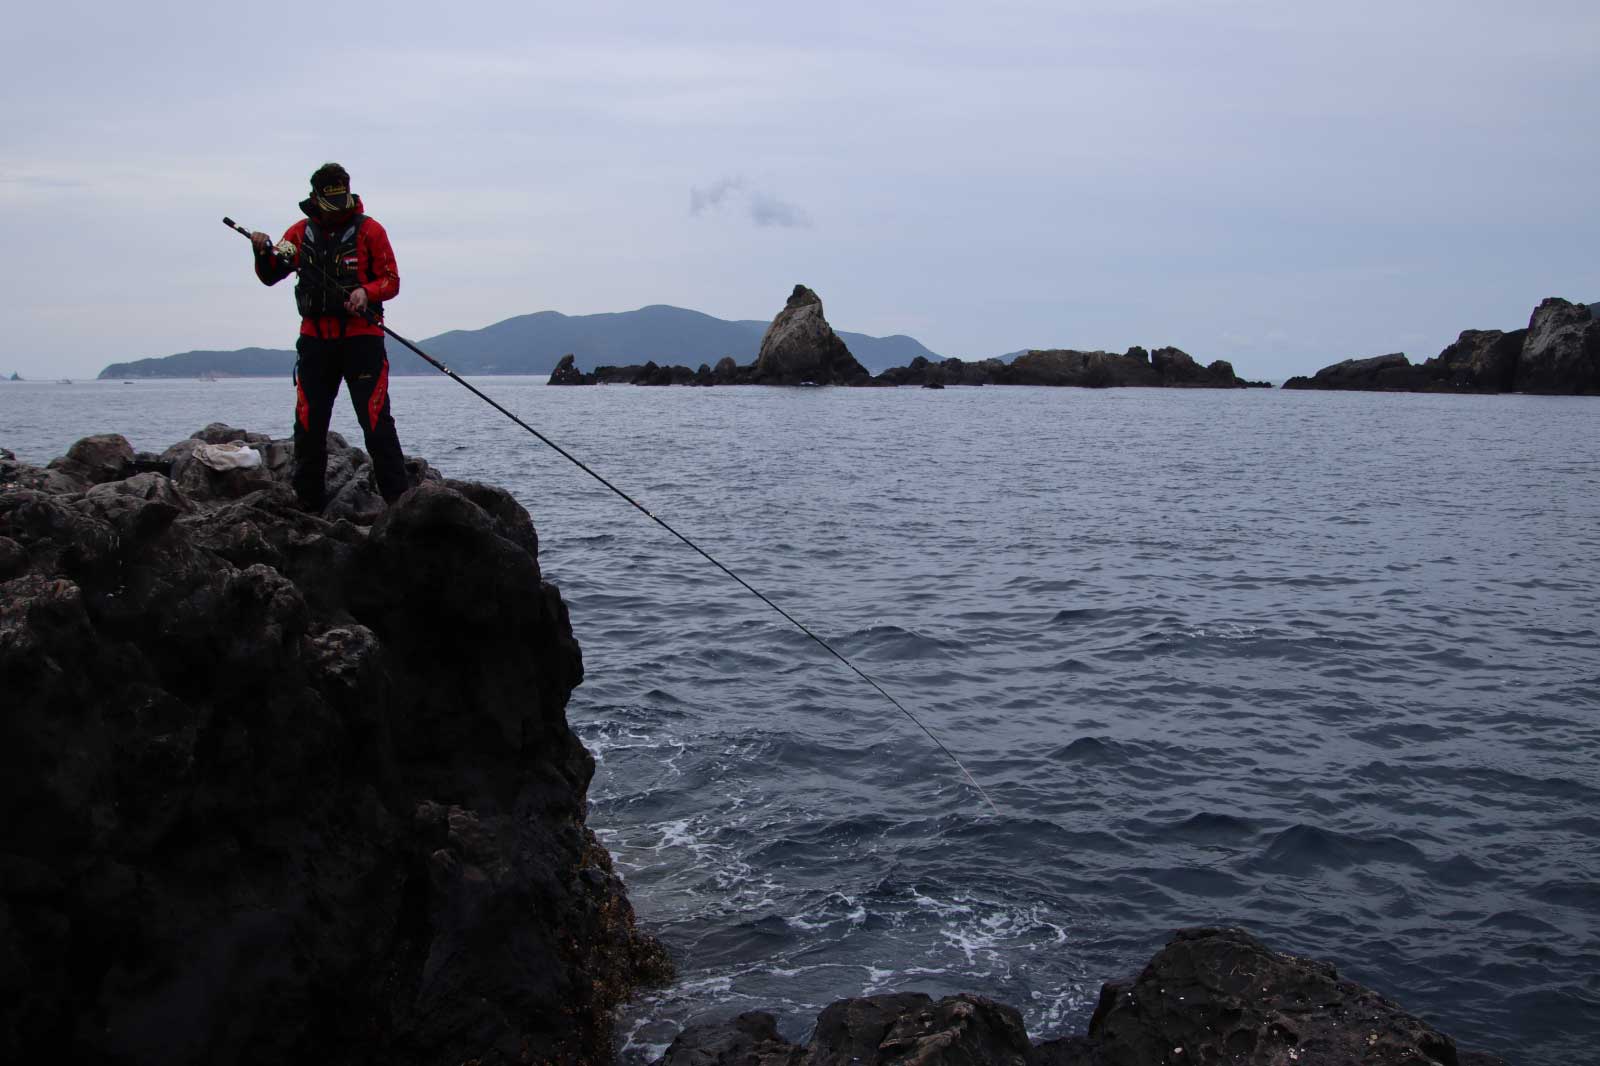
[249,162,408,510]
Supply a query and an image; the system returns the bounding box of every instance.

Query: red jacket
[255,195,399,339]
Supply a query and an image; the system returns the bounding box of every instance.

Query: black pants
[292,333,408,509]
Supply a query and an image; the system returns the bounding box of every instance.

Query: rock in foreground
[656,928,1507,1066]
[0,427,666,1065]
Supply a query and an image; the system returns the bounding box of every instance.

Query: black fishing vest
[294,216,380,320]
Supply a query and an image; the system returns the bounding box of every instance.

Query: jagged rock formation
[656,928,1506,1066]
[753,286,871,385]
[0,427,667,1065]
[548,352,589,385]
[1283,297,1600,393]
[544,287,872,387]
[1518,297,1600,393]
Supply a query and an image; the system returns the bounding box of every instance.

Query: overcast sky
[4,0,1597,380]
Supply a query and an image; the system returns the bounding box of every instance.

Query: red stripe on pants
[366,357,390,431]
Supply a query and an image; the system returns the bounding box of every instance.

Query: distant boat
[56,378,73,384]
[199,371,219,382]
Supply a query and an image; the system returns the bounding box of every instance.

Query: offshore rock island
[1283,297,1600,394]
[548,285,1268,389]
[3,428,1511,1065]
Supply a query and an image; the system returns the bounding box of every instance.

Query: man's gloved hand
[250,230,271,252]
[346,287,369,314]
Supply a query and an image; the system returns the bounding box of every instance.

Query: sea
[3,376,1597,1065]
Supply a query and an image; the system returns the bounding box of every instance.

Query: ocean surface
[4,376,1598,1065]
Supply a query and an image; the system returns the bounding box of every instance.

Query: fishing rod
[224,215,1001,817]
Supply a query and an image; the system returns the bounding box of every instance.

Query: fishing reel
[222,218,299,269]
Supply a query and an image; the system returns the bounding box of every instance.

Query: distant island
[96,305,942,379]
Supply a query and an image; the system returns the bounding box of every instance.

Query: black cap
[309,162,354,213]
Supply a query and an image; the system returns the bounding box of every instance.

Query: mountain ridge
[98,304,942,379]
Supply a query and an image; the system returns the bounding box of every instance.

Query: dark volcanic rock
[873,347,1255,389]
[1011,349,1158,387]
[753,285,871,385]
[874,355,1014,387]
[657,929,1505,1066]
[548,352,593,385]
[656,993,1031,1066]
[58,432,135,484]
[1282,353,1423,391]
[2,449,91,494]
[1013,346,1256,388]
[0,429,666,1065]
[1283,296,1600,394]
[1066,927,1500,1066]
[657,1011,805,1066]
[1519,297,1600,394]
[1422,329,1525,392]
[1150,346,1207,384]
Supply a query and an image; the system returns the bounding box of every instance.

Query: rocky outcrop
[657,928,1506,1066]
[1053,927,1506,1065]
[658,994,1031,1066]
[543,285,875,388]
[1014,348,1156,388]
[1283,297,1600,393]
[1282,353,1424,391]
[753,286,871,385]
[1518,297,1600,394]
[871,354,1007,387]
[547,355,755,387]
[548,352,590,385]
[1421,329,1526,392]
[0,428,667,1065]
[874,347,1265,388]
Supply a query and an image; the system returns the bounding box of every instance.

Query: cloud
[689,176,744,215]
[689,177,811,228]
[747,190,810,228]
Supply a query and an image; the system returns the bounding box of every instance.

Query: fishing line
[224,216,1001,817]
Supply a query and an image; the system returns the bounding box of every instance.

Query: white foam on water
[1023,984,1096,1035]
